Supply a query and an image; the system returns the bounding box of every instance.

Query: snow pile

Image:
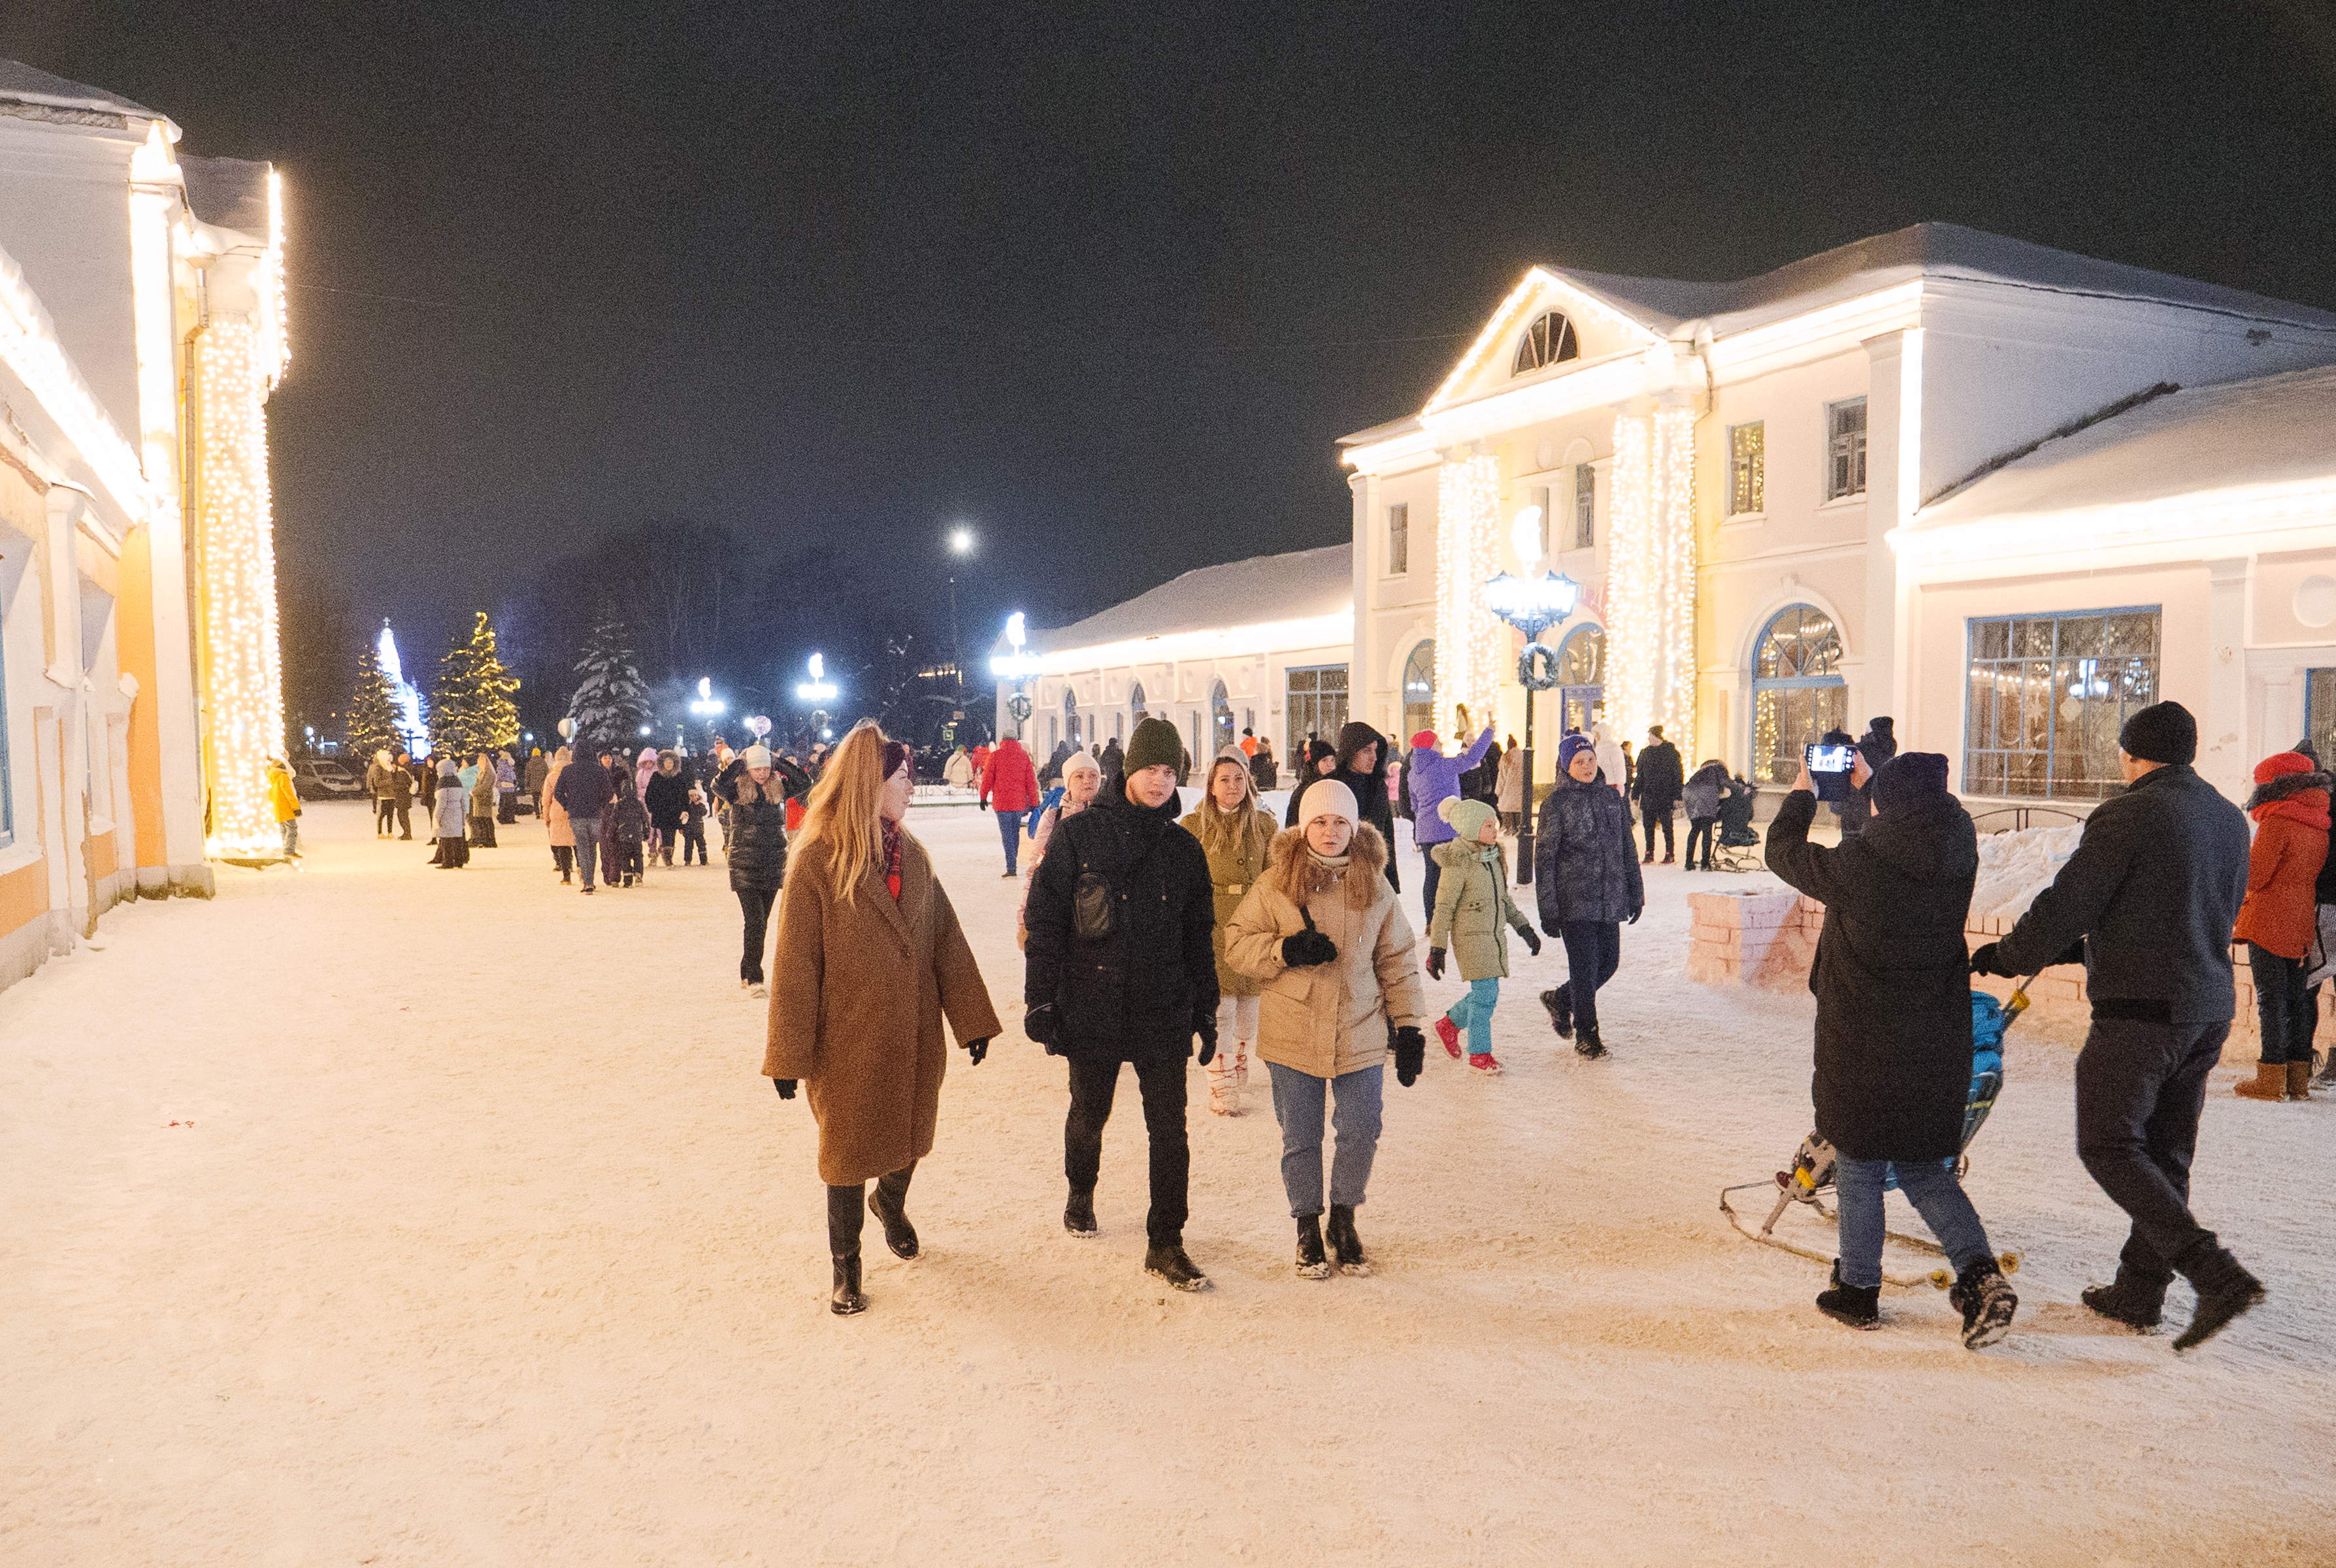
[1970,823,2083,921]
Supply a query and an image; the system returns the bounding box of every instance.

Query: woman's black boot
[1294,1215,1330,1279]
[1326,1205,1370,1277]
[868,1166,919,1259]
[830,1252,867,1316]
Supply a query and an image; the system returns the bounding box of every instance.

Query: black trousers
[1641,802,1673,859]
[551,845,574,877]
[393,800,411,838]
[1420,853,1441,929]
[2075,1017,2227,1288]
[374,798,397,834]
[827,1163,915,1257]
[1065,1054,1189,1245]
[2246,943,2321,1065]
[1555,921,1622,1034]
[737,887,777,983]
[1683,817,1716,869]
[678,823,707,864]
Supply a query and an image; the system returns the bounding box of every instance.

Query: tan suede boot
[2286,1061,2314,1101]
[2233,1061,2286,1101]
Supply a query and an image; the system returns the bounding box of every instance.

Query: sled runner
[1719,985,2030,1290]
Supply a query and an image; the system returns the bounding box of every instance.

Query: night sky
[9,1,2336,658]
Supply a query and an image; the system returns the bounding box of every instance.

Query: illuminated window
[1128,681,1146,727]
[1729,421,1765,515]
[1211,679,1234,754]
[1556,625,1605,738]
[1966,609,2159,800]
[1062,687,1080,747]
[1528,485,1551,559]
[1512,312,1579,375]
[1751,605,1847,785]
[1400,640,1436,742]
[1573,463,1594,550]
[1387,503,1409,575]
[1287,664,1350,758]
[1826,398,1868,500]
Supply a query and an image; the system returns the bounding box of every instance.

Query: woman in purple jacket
[1406,724,1496,924]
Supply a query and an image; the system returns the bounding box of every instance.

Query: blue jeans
[570,817,602,889]
[1445,978,1500,1056]
[995,810,1026,872]
[1267,1061,1384,1216]
[1834,1155,1995,1289]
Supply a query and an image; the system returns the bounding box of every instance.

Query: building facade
[1340,223,2336,808]
[0,61,289,986]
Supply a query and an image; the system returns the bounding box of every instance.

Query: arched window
[1211,679,1234,755]
[1512,311,1579,375]
[1555,624,1605,736]
[1751,604,1848,785]
[1401,640,1436,742]
[1129,681,1147,727]
[1062,687,1080,748]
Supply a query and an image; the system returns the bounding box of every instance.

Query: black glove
[1282,929,1339,968]
[1520,926,1542,957]
[1969,941,2005,977]
[1392,1026,1426,1088]
[962,1036,991,1066]
[1628,908,1643,926]
[1025,1004,1064,1055]
[1195,1009,1218,1066]
[2052,938,2086,969]
[1425,946,1446,981]
[772,1078,797,1100]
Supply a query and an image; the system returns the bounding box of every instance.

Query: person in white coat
[1592,719,1626,797]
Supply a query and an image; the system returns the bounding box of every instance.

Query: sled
[1719,984,2030,1291]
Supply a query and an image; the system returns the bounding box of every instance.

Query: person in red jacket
[982,736,1041,877]
[970,743,993,808]
[2232,749,2330,1102]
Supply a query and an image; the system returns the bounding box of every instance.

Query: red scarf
[880,819,904,902]
[2254,788,2330,830]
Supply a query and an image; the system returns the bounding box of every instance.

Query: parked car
[295,759,367,801]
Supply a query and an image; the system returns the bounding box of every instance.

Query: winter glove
[1281,929,1340,968]
[772,1078,798,1100]
[2051,938,2086,970]
[1025,1004,1064,1055]
[1194,1007,1218,1066]
[1628,907,1643,926]
[1969,941,2006,977]
[1425,947,1447,981]
[1392,1026,1426,1088]
[962,1036,992,1066]
[1519,926,1542,957]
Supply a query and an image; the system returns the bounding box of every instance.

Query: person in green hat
[1426,796,1540,1075]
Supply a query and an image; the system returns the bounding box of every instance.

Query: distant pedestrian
[1496,735,1524,834]
[1248,736,1277,794]
[677,779,710,866]
[1098,734,1123,786]
[606,768,648,887]
[1427,797,1540,1075]
[542,746,577,883]
[1682,758,1728,871]
[468,752,500,848]
[366,748,399,837]
[1633,725,1682,864]
[1404,724,1496,924]
[496,751,519,825]
[1018,749,1103,947]
[551,749,612,892]
[1283,740,1340,825]
[524,747,550,815]
[429,760,470,868]
[389,751,415,838]
[645,751,690,866]
[943,745,975,789]
[716,742,812,993]
[1534,733,1642,1059]
[2229,749,2329,1102]
[267,757,302,858]
[981,735,1040,877]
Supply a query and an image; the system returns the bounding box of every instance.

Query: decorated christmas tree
[344,646,403,764]
[431,612,524,757]
[567,617,655,751]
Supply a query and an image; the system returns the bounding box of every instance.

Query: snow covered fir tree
[343,647,403,763]
[430,612,523,757]
[566,617,655,751]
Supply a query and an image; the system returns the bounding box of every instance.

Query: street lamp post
[989,611,1039,740]
[947,527,974,713]
[1483,506,1581,887]
[795,651,839,747]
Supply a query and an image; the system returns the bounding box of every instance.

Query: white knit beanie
[1062,749,1102,779]
[742,743,772,768]
[1298,778,1358,826]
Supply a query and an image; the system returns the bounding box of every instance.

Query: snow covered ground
[3,799,2331,1566]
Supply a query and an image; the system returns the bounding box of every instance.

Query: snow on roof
[0,60,165,124]
[1021,544,1353,657]
[1915,362,2336,529]
[181,155,272,237]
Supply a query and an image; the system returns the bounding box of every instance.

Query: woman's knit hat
[1870,751,1951,815]
[1297,778,1358,825]
[1409,730,1438,753]
[1438,796,1498,842]
[1062,749,1102,779]
[742,743,772,768]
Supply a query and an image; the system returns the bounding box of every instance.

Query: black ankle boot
[830,1252,867,1316]
[1294,1215,1330,1279]
[1817,1259,1880,1328]
[1326,1204,1370,1276]
[1539,987,1573,1038]
[1949,1262,2018,1348]
[868,1184,918,1260]
[2081,1267,2169,1332]
[1574,1024,1608,1060]
[2173,1241,2265,1353]
[1143,1242,1211,1292]
[1063,1187,1096,1239]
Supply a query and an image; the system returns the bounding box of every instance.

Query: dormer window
[1512,311,1579,374]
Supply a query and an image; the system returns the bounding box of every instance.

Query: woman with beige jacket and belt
[1181,751,1278,1117]
[1225,778,1428,1279]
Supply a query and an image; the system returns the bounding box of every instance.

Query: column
[2203,557,2251,800]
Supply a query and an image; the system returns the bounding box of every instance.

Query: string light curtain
[195,316,288,858]
[1604,404,1699,743]
[1433,453,1504,740]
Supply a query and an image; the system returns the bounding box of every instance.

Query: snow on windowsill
[0,841,41,879]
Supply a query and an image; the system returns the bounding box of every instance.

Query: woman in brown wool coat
[765,722,1000,1316]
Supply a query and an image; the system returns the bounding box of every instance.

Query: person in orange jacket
[2232,749,2331,1101]
[266,757,303,858]
[981,736,1040,877]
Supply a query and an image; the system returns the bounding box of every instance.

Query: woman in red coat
[2232,749,2330,1101]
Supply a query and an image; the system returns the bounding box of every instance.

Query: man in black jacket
[1973,700,2262,1351]
[551,749,615,894]
[1024,716,1219,1292]
[1328,721,1400,892]
[1632,725,1683,864]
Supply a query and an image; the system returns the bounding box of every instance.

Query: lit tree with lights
[432,612,524,755]
[344,646,403,764]
[567,616,655,751]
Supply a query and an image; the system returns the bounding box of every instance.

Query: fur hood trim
[1263,821,1389,909]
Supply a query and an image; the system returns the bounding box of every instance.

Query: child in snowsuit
[677,783,710,866]
[607,769,650,887]
[1426,797,1541,1075]
[1225,779,1428,1279]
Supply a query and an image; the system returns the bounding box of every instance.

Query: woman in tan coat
[1225,779,1428,1279]
[542,747,576,883]
[765,723,1001,1316]
[1181,751,1278,1117]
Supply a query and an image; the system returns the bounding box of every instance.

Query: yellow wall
[116,525,165,870]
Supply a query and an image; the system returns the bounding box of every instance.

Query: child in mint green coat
[1426,797,1539,1073]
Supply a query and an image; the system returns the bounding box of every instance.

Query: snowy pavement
[3,800,2331,1566]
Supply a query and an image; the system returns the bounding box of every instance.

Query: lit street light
[946,525,976,720]
[989,611,1040,740]
[1483,505,1581,886]
[797,651,839,743]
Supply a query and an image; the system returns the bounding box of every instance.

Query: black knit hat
[2118,700,2197,766]
[1870,751,1950,815]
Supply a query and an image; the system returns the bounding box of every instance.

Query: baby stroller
[1711,776,1763,873]
[1719,985,2030,1290]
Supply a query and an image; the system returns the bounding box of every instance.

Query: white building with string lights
[1338,222,2336,811]
[0,61,291,988]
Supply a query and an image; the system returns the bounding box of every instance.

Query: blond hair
[795,719,902,903]
[1192,755,1267,856]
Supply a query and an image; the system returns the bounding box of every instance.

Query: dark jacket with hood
[1633,739,1684,810]
[1325,721,1399,891]
[1025,770,1219,1063]
[1682,760,1730,821]
[1994,764,2250,1022]
[716,755,812,894]
[643,766,691,832]
[1283,741,1341,826]
[1534,772,1644,928]
[551,755,615,821]
[1247,743,1278,794]
[1766,785,1979,1162]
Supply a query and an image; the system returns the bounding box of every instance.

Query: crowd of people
[332,694,2294,1359]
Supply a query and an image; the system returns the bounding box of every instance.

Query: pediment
[1423,267,1670,414]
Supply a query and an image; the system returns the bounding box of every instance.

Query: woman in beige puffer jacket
[1225,779,1427,1280]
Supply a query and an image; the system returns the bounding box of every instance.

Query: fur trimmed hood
[2245,764,2333,812]
[1263,821,1388,909]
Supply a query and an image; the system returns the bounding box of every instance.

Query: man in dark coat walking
[1632,725,1684,864]
[1768,751,2016,1345]
[1327,721,1400,892]
[551,748,614,893]
[1024,716,1219,1292]
[1973,700,2262,1352]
